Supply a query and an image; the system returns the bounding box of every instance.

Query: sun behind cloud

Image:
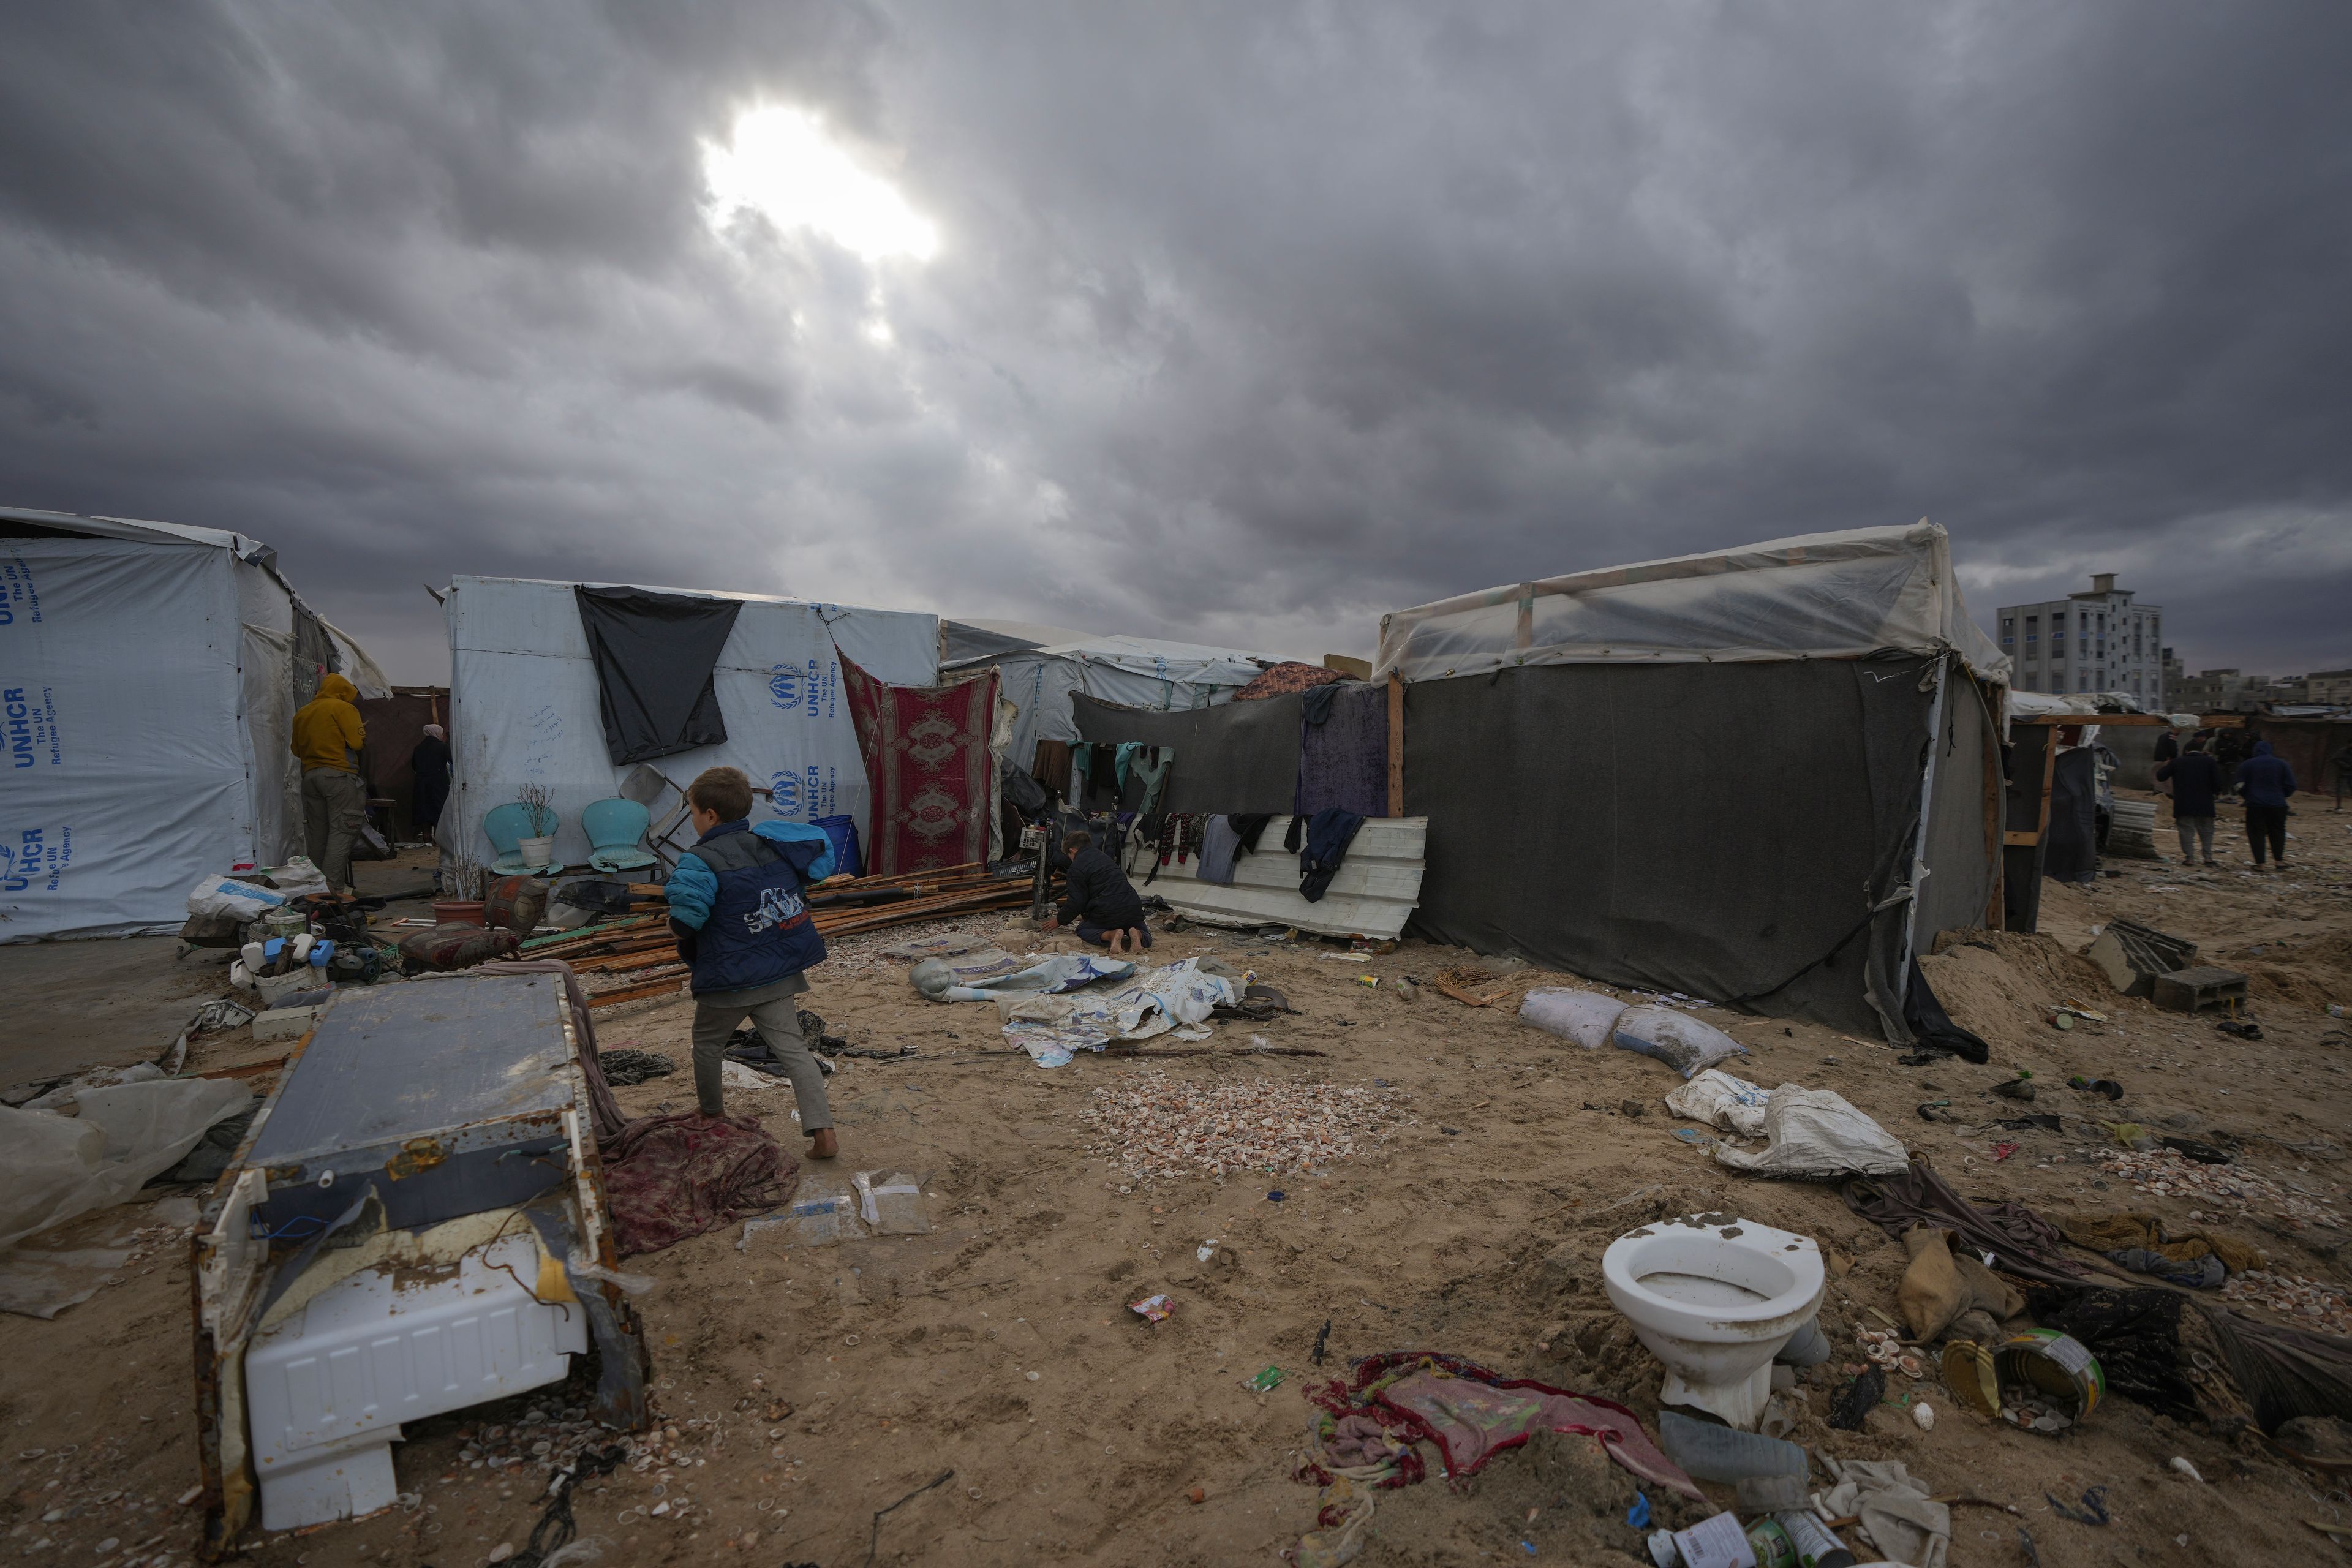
[702,105,940,263]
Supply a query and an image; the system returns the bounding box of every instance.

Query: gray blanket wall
[1071,691,1303,814]
[1402,655,1951,1038]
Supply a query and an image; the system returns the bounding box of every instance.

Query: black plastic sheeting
[1071,691,1303,815]
[1402,657,1941,1037]
[574,586,743,765]
[2043,746,2100,884]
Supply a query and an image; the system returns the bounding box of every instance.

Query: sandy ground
[4,796,2351,1566]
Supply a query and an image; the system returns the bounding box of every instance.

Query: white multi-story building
[1996,573,2165,704]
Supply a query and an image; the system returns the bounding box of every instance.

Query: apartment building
[1996,573,2165,703]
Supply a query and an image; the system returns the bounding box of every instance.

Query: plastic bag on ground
[1518,989,1628,1049]
[1609,1005,1749,1078]
[186,875,287,922]
[0,1079,254,1251]
[1000,958,1237,1066]
[1663,1070,1772,1139]
[1713,1085,1910,1180]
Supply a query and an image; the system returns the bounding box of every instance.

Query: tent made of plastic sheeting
[1376,523,2008,1044]
[445,576,938,870]
[939,618,1095,667]
[1374,521,2009,686]
[1,506,386,940]
[940,632,1274,779]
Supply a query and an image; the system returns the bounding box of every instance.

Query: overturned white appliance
[194,973,648,1544]
[1602,1214,1825,1430]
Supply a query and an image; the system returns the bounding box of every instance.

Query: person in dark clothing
[2333,740,2352,812]
[1042,829,1151,952]
[408,723,452,840]
[2233,739,2297,869]
[2156,739,2225,865]
[2150,728,2178,799]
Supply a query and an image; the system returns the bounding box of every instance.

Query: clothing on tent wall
[1032,740,1072,800]
[573,586,745,765]
[1115,741,1145,789]
[839,657,1000,875]
[1297,682,1388,819]
[1197,815,1242,885]
[1299,807,1365,903]
[1229,813,1276,857]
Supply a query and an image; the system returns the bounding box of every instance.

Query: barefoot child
[665,766,840,1158]
[1041,827,1153,954]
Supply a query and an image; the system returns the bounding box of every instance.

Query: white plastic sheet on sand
[1001,958,1237,1067]
[1711,1084,1910,1180]
[0,1078,253,1251]
[1663,1070,1773,1139]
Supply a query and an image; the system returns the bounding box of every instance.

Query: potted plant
[434,853,489,927]
[516,783,557,869]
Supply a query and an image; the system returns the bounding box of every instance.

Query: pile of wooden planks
[523,861,1040,1008]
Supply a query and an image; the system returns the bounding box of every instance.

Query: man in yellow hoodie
[291,673,367,891]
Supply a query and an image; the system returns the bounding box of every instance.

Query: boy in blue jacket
[665,766,839,1155]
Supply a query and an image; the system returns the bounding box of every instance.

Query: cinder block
[252,1005,323,1044]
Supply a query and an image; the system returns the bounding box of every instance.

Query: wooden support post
[1386,672,1406,818]
[1981,684,2005,930]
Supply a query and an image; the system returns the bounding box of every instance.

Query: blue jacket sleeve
[754,820,836,884]
[665,851,718,930]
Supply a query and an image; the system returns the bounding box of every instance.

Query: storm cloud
[1,1,2346,680]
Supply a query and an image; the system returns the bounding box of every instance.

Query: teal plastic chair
[483,802,564,876]
[582,797,656,873]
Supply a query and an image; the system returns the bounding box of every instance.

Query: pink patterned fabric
[840,658,1000,876]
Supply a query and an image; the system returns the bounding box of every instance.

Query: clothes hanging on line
[1298,807,1365,903]
[1229,813,1276,857]
[1197,814,1242,886]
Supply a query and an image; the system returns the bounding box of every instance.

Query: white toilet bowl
[1602,1213,1826,1431]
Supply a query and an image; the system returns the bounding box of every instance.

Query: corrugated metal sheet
[1135,816,1427,940]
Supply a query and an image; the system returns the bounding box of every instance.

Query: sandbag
[398,922,521,971]
[1663,1070,1771,1138]
[1714,1085,1909,1180]
[1896,1224,2027,1340]
[1609,1005,1748,1078]
[1519,989,1629,1050]
[186,875,285,922]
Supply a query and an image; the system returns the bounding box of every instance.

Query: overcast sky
[2,2,2346,684]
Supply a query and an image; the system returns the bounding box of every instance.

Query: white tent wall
[445,577,938,869]
[2,535,252,938]
[954,636,1273,776]
[235,558,302,870]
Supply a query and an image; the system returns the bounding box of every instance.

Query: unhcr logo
[5,687,32,769]
[768,665,801,709]
[770,771,802,815]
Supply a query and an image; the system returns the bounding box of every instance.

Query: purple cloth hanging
[1297,683,1388,818]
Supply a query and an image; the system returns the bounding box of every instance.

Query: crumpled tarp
[0,1078,254,1251]
[603,1113,798,1257]
[1814,1457,1948,1568]
[1000,958,1237,1067]
[2056,1211,2267,1276]
[915,951,1133,1002]
[1304,1352,1703,1502]
[1844,1155,2086,1285]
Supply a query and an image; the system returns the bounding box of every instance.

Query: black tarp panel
[1071,692,1302,815]
[1912,674,1999,951]
[2044,747,2100,884]
[2002,725,2050,932]
[574,586,743,765]
[1401,657,1938,1037]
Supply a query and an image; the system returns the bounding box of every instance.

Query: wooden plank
[2015,713,2171,726]
[1387,673,1406,818]
[2036,727,2060,848]
[2003,829,2041,846]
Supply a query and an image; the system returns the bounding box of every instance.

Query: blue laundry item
[813,813,864,878]
[2234,741,2297,808]
[2108,1248,2226,1289]
[1298,807,1365,903]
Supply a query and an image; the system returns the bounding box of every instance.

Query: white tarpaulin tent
[1,506,386,940]
[446,576,938,869]
[1374,521,2008,685]
[940,630,1273,775]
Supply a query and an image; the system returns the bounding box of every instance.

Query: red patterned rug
[840,657,1000,875]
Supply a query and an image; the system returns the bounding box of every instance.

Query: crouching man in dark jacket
[665,766,839,1155]
[1041,828,1152,954]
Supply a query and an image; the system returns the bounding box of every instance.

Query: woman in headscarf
[409,723,452,841]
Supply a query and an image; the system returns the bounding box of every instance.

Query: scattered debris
[2100,1149,2342,1231]
[2223,1271,2352,1336]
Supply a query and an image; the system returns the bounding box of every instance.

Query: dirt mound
[2214,930,2352,1011]
[1920,929,2113,1049]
